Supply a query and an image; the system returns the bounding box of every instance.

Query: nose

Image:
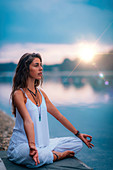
[40,65,43,70]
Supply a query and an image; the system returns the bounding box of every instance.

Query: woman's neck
[26,77,35,91]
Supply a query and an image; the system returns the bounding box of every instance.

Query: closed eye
[34,63,42,67]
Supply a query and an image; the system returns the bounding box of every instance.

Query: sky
[0,0,113,64]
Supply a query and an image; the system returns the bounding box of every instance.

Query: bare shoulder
[14,89,23,97]
[14,90,31,120]
[40,88,46,96]
[40,88,48,100]
[13,89,25,102]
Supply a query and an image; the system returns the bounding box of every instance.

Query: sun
[78,43,96,62]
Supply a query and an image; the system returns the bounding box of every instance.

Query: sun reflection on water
[42,80,110,106]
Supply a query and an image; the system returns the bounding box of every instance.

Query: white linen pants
[7,136,83,168]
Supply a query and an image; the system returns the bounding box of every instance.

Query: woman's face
[29,57,43,80]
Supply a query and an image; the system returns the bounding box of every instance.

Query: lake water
[0,72,113,170]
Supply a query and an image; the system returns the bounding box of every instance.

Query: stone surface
[0,110,15,151]
[0,151,93,170]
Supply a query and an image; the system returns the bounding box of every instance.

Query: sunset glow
[78,44,97,62]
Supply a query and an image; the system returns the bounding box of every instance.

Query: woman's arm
[14,90,35,145]
[41,89,94,148]
[41,90,78,134]
[14,90,40,165]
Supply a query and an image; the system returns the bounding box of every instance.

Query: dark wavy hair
[11,53,43,116]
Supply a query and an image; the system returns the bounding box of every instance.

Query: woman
[7,53,94,168]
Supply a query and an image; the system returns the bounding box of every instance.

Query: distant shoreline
[44,70,113,77]
[0,70,113,78]
[0,110,14,151]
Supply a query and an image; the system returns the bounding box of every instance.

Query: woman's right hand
[29,145,40,165]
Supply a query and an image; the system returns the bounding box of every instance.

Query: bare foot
[52,150,75,162]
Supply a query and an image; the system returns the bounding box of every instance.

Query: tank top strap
[20,88,28,98]
[37,88,44,100]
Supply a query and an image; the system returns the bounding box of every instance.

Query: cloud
[0,42,112,64]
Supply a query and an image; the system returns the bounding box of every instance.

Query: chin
[37,77,42,80]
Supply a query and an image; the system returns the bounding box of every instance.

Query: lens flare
[105,80,109,85]
[99,73,104,78]
[78,43,97,63]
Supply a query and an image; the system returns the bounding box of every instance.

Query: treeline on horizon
[0,50,113,72]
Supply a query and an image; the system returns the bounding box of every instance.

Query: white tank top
[12,88,50,147]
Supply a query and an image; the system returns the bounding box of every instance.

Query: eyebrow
[34,62,42,65]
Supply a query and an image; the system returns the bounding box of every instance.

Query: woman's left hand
[78,133,94,148]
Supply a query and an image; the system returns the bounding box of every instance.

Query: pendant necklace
[27,87,41,121]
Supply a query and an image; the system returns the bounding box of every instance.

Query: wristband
[75,130,80,137]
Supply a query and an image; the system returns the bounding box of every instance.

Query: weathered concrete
[0,110,14,151]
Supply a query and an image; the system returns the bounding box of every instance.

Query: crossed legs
[7,136,83,168]
[51,136,83,162]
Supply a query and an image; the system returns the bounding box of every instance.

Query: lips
[38,72,42,76]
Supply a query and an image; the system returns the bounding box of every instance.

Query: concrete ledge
[0,151,93,170]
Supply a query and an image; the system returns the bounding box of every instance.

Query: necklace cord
[27,88,40,106]
[27,87,41,121]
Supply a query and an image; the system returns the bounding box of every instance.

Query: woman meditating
[7,53,94,168]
